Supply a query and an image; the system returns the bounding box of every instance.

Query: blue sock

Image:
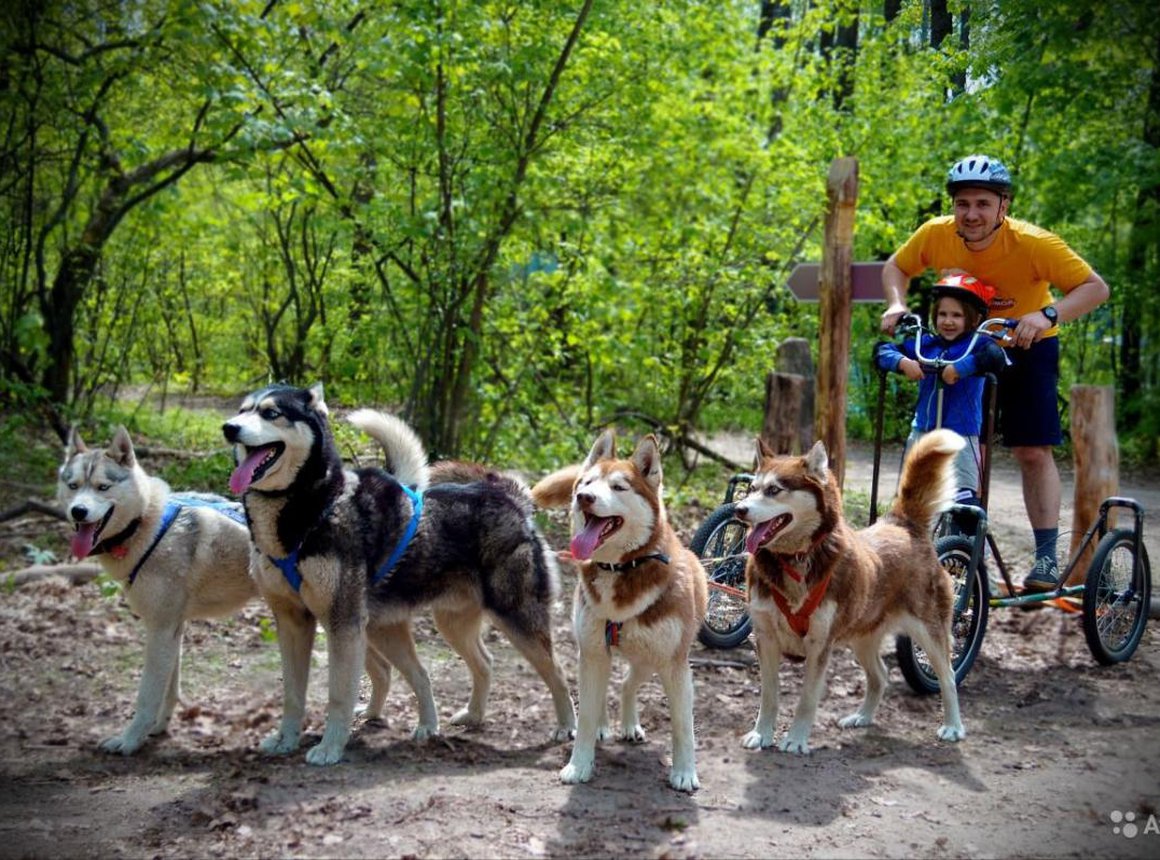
[1033,527,1058,563]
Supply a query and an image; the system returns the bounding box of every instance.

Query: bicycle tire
[1082,529,1151,665]
[896,535,989,694]
[691,503,752,649]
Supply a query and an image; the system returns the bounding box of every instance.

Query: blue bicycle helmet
[946,155,1013,198]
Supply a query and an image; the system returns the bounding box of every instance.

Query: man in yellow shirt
[880,155,1110,593]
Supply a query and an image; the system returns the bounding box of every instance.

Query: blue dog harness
[268,484,423,593]
[127,495,247,587]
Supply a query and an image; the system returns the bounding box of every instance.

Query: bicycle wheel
[896,535,989,694]
[691,503,752,649]
[1082,529,1151,665]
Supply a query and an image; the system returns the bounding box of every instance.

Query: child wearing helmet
[878,154,1110,594]
[874,274,1006,500]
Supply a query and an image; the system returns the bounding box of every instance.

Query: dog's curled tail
[890,428,965,534]
[347,409,429,492]
[531,464,581,509]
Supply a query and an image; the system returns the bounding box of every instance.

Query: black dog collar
[91,517,142,558]
[596,552,670,572]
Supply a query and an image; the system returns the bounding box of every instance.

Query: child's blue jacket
[874,332,1007,435]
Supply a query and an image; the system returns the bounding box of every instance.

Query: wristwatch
[1041,305,1059,325]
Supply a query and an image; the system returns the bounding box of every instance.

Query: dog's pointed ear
[631,435,663,489]
[756,435,776,462]
[66,426,88,457]
[307,381,329,416]
[804,439,828,478]
[108,426,137,468]
[582,430,616,470]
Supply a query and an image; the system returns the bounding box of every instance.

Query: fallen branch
[4,563,102,587]
[1,499,66,524]
[132,444,225,460]
[602,409,748,472]
[690,654,755,669]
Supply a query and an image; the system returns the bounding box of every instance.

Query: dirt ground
[1,440,1159,859]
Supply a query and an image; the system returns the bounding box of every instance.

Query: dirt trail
[1,443,1158,859]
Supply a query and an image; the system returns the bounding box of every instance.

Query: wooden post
[777,337,815,452]
[815,156,858,488]
[762,372,805,455]
[1066,385,1118,585]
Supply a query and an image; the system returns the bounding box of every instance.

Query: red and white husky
[736,429,967,754]
[533,432,708,791]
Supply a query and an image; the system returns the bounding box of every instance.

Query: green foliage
[22,544,58,566]
[2,0,1157,468]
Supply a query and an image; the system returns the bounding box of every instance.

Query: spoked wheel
[1082,529,1151,665]
[691,503,752,649]
[896,535,989,694]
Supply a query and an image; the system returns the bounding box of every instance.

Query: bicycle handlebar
[895,313,1015,370]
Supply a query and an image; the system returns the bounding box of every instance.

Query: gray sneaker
[1022,557,1061,593]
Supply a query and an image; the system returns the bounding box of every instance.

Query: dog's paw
[619,724,647,744]
[595,724,614,743]
[259,730,300,756]
[99,733,145,755]
[355,703,385,722]
[304,741,346,766]
[560,759,594,785]
[838,712,874,729]
[937,723,966,742]
[777,734,811,755]
[669,766,700,793]
[449,707,484,729]
[549,725,576,743]
[741,730,774,750]
[411,723,439,741]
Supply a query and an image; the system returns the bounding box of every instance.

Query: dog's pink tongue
[229,448,268,495]
[570,517,610,561]
[71,522,98,560]
[745,520,774,556]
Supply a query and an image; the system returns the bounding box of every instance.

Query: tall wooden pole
[816,157,858,488]
[1066,385,1118,584]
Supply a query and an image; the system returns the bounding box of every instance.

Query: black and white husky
[222,383,575,765]
[58,427,259,754]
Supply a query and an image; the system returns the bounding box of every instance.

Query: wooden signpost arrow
[785,261,885,303]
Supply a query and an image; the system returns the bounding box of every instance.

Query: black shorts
[996,336,1062,447]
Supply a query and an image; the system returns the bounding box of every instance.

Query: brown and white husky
[533,432,708,791]
[735,429,967,754]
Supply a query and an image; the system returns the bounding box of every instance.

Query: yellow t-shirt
[894,216,1093,333]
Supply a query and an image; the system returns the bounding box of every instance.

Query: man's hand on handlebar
[1010,311,1051,349]
[880,303,909,336]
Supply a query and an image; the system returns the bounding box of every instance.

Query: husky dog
[58,427,259,754]
[735,430,967,754]
[533,432,709,792]
[222,383,575,765]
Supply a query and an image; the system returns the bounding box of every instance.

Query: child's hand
[900,358,923,381]
[941,365,960,385]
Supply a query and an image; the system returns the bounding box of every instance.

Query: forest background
[2,0,1158,498]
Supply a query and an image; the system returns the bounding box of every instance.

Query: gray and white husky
[58,426,259,754]
[222,382,575,765]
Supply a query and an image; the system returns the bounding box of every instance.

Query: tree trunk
[756,1,793,141]
[1123,29,1160,427]
[42,245,99,404]
[819,1,859,111]
[930,0,952,48]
